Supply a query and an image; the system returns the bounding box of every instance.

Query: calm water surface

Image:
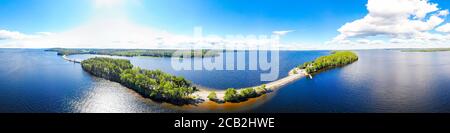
[1,49,450,113]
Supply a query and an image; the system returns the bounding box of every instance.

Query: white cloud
[0,18,283,49]
[0,30,41,40]
[436,23,450,33]
[36,18,193,48]
[272,30,295,36]
[334,0,447,41]
[329,0,450,48]
[438,10,449,16]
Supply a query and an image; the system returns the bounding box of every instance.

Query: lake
[1,49,450,113]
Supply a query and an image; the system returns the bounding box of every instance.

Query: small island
[46,48,219,57]
[68,50,359,106]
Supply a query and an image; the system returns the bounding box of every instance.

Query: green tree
[224,88,239,102]
[207,91,217,101]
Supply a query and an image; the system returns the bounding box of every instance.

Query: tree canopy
[207,91,218,101]
[223,87,264,103]
[298,51,358,74]
[81,57,197,105]
[46,48,219,58]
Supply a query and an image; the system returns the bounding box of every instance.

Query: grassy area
[46,48,219,57]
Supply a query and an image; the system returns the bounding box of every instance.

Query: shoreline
[62,55,81,63]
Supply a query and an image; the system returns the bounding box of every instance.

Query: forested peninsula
[400,48,450,52]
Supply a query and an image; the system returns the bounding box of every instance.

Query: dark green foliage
[81,57,133,81]
[81,57,196,105]
[224,88,239,102]
[298,61,313,69]
[298,51,358,74]
[223,87,261,103]
[120,68,196,103]
[207,91,217,101]
[46,48,219,57]
[239,88,258,99]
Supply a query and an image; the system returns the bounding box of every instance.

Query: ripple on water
[69,77,176,113]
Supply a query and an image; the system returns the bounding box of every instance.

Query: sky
[0,0,450,49]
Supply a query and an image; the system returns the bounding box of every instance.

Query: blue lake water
[1,49,450,113]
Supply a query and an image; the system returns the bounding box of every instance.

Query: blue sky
[129,0,368,43]
[1,0,450,49]
[0,0,92,32]
[0,0,368,43]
